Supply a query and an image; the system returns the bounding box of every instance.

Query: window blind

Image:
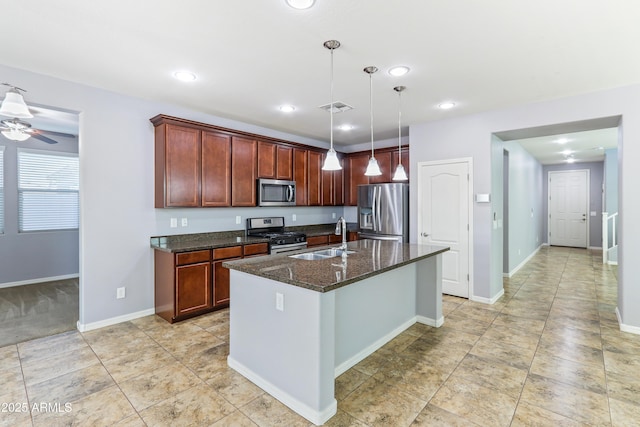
[18,149,79,232]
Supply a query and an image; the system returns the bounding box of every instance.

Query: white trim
[76,308,155,332]
[228,356,338,425]
[616,307,640,335]
[416,157,473,299]
[608,260,618,266]
[504,245,542,277]
[417,314,444,327]
[334,317,417,377]
[471,288,504,304]
[0,273,79,289]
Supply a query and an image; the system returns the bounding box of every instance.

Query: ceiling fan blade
[30,133,58,144]
[35,129,76,138]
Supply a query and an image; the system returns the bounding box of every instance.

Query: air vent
[318,101,353,113]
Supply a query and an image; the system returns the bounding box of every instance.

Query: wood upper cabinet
[368,151,392,184]
[257,141,277,179]
[345,153,370,206]
[307,150,323,206]
[202,131,231,207]
[294,148,308,206]
[321,155,344,206]
[231,136,257,206]
[155,124,201,207]
[276,145,293,180]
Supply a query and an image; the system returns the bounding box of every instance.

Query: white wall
[410,84,640,331]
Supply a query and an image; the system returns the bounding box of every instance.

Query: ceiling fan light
[285,0,315,9]
[0,89,33,119]
[365,156,382,176]
[322,148,341,170]
[2,128,30,141]
[392,164,408,181]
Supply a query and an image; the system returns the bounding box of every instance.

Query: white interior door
[548,170,588,248]
[418,160,470,298]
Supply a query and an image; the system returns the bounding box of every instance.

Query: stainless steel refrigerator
[357,183,409,242]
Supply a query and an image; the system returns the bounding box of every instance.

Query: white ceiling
[2,1,640,147]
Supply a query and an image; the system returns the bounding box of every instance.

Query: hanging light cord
[369,72,374,157]
[397,89,402,154]
[330,46,335,150]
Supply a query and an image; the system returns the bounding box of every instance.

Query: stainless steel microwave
[258,179,296,206]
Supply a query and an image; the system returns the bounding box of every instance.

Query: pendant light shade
[2,128,30,141]
[0,85,33,119]
[392,86,408,181]
[321,40,343,171]
[363,66,381,177]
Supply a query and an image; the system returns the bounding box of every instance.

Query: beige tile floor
[1,246,638,426]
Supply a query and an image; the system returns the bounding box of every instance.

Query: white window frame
[17,148,79,233]
[0,146,4,234]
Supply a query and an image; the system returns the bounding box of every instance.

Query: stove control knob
[277,239,285,245]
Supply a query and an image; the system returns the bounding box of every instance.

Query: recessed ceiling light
[561,149,573,155]
[389,66,410,77]
[173,71,197,82]
[438,101,456,110]
[339,124,353,131]
[285,0,315,9]
[554,137,570,144]
[566,157,576,163]
[279,104,296,113]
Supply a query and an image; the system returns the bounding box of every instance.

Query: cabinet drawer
[213,245,243,260]
[176,250,211,266]
[307,235,329,247]
[243,243,269,257]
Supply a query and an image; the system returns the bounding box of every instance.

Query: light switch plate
[276,292,284,311]
[235,216,241,225]
[170,218,177,228]
[181,218,188,227]
[292,214,297,222]
[116,287,125,299]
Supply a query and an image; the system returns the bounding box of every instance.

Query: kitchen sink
[289,247,356,261]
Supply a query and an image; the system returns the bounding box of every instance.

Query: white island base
[227,253,443,425]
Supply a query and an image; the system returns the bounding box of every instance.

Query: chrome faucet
[335,216,347,250]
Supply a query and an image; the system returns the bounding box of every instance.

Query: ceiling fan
[0,118,74,144]
[0,83,75,144]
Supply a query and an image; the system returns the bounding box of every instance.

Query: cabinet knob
[421,232,429,237]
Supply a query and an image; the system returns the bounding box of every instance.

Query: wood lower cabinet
[307,235,329,247]
[347,231,360,241]
[154,243,268,323]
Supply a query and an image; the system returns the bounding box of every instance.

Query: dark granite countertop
[223,239,449,293]
[150,231,269,253]
[150,223,359,253]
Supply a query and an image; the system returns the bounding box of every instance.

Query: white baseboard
[334,317,417,377]
[616,307,640,335]
[0,274,79,289]
[608,261,619,266]
[416,315,444,327]
[228,356,337,425]
[77,308,155,332]
[471,288,504,305]
[504,245,542,278]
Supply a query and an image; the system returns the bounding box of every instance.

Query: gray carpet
[0,278,78,347]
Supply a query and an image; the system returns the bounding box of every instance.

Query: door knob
[421,232,429,237]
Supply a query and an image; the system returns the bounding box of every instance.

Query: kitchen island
[223,239,449,425]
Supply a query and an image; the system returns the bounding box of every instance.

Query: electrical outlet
[276,292,284,311]
[292,214,297,222]
[117,287,126,299]
[181,218,188,227]
[170,218,177,228]
[236,216,241,225]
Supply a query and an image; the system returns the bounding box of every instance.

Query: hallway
[0,246,637,426]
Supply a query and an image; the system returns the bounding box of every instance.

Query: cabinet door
[276,145,293,180]
[308,151,323,206]
[307,235,329,247]
[345,153,370,206]
[231,136,257,206]
[257,141,276,179]
[213,257,240,307]
[321,154,334,206]
[163,125,201,207]
[293,148,308,206]
[175,262,211,317]
[202,131,231,206]
[368,151,392,184]
[333,167,345,206]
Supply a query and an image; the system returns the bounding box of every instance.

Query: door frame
[417,157,474,299]
[547,169,590,248]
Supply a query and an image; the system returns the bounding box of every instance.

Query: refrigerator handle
[376,186,382,231]
[371,186,377,232]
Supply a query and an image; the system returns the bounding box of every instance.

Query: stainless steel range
[246,217,307,254]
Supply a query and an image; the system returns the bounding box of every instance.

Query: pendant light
[0,84,33,119]
[364,66,381,176]
[321,40,342,171]
[392,86,408,181]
